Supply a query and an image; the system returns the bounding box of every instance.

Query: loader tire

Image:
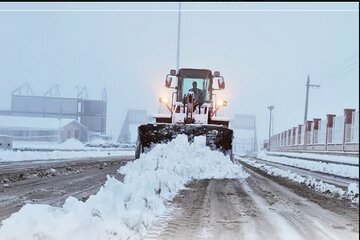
[135,139,142,159]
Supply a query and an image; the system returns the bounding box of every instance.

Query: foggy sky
[0,2,358,144]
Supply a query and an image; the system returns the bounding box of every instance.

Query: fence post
[298,124,303,150]
[277,133,280,148]
[304,120,313,151]
[292,127,297,145]
[287,129,291,146]
[343,109,356,151]
[326,114,336,151]
[312,118,321,150]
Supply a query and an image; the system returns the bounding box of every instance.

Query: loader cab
[175,69,213,103]
[163,68,226,119]
[177,69,212,103]
[165,68,225,103]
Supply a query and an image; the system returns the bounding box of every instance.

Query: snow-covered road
[0,156,132,222]
[0,136,358,240]
[145,167,359,240]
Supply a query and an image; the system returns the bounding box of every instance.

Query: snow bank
[257,151,359,179]
[13,140,87,150]
[242,158,359,204]
[59,138,85,149]
[0,135,248,240]
[0,149,132,162]
[264,151,359,165]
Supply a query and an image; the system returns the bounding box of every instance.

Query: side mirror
[165,75,172,88]
[170,69,176,76]
[218,77,225,89]
[214,71,220,77]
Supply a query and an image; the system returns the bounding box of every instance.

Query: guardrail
[265,109,359,153]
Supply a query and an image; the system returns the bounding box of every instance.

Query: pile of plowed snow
[0,149,130,162]
[59,138,85,149]
[257,151,359,179]
[242,158,359,204]
[0,135,248,240]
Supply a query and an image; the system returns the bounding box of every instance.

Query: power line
[323,56,359,81]
[331,54,359,70]
[327,62,358,79]
[342,61,358,70]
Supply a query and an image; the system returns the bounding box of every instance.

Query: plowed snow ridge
[0,135,248,240]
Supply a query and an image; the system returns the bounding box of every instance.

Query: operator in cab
[188,81,205,110]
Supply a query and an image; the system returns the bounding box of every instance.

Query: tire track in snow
[142,167,358,239]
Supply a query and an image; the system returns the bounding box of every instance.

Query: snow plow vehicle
[135,68,233,160]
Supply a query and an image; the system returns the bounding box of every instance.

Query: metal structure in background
[11,83,33,96]
[79,99,107,134]
[230,114,257,154]
[44,85,60,97]
[267,106,274,151]
[118,110,151,143]
[0,84,107,134]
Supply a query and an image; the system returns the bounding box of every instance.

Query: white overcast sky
[0,2,358,143]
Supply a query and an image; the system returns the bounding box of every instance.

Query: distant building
[0,84,107,136]
[0,116,88,143]
[0,135,13,150]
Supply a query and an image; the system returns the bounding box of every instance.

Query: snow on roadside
[59,138,85,149]
[241,158,359,204]
[257,151,359,179]
[0,149,132,162]
[12,139,124,151]
[13,139,86,150]
[0,135,248,240]
[263,151,359,165]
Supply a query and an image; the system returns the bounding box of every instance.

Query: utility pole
[176,2,181,71]
[268,106,274,151]
[304,74,320,122]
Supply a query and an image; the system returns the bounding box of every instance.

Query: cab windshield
[180,77,211,102]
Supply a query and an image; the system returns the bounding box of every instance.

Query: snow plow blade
[135,124,233,160]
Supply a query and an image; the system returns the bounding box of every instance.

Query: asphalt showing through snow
[144,163,359,240]
[0,154,358,240]
[0,156,134,223]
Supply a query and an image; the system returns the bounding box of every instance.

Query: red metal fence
[265,109,359,153]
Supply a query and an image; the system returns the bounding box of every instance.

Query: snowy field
[240,157,359,204]
[257,151,359,179]
[0,135,248,240]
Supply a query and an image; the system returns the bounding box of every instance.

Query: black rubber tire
[135,140,141,159]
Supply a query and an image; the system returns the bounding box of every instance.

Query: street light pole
[268,106,274,151]
[176,2,181,72]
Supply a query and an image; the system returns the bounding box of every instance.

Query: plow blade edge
[135,124,233,160]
